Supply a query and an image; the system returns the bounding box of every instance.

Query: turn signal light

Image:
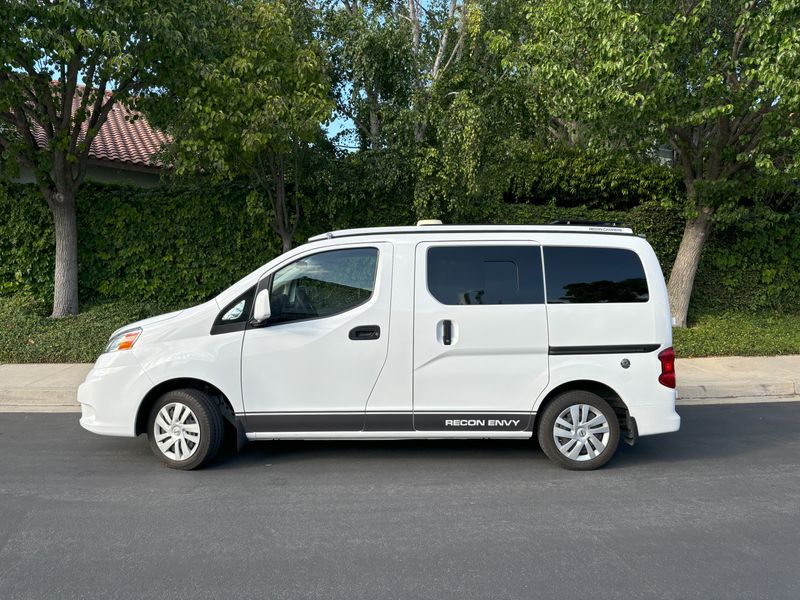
[658,347,676,388]
[104,328,142,353]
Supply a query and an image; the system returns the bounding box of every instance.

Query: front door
[413,241,549,432]
[241,243,392,432]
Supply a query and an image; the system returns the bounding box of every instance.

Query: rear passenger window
[544,247,648,303]
[427,246,544,305]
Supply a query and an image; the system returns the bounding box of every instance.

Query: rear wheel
[147,389,224,470]
[537,390,620,470]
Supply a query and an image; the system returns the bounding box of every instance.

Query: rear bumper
[78,358,152,437]
[628,401,681,437]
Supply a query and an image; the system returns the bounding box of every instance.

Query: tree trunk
[279,232,293,253]
[268,155,294,253]
[369,108,380,150]
[48,190,79,318]
[667,205,714,328]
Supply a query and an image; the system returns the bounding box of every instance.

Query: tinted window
[268,248,378,325]
[427,246,544,305]
[544,247,648,303]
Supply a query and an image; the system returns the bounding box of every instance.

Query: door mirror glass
[253,288,271,323]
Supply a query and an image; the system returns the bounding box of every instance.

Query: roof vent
[416,219,443,226]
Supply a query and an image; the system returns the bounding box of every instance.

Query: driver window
[268,247,378,325]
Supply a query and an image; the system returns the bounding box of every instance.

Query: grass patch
[674,312,800,358]
[0,295,187,363]
[1,294,798,363]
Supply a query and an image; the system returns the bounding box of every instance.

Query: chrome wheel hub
[154,402,201,461]
[553,404,610,462]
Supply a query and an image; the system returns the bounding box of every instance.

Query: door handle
[442,319,452,345]
[349,325,380,340]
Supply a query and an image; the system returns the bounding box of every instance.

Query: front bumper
[78,355,152,437]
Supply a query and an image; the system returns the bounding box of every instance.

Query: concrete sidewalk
[0,363,92,412]
[1,356,799,413]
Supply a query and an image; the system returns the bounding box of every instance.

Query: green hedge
[0,181,282,305]
[1,179,798,316]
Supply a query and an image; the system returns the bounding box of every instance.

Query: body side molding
[549,344,660,355]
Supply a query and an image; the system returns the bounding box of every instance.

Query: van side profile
[78,223,680,470]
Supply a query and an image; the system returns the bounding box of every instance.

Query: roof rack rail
[308,223,634,242]
[549,219,626,227]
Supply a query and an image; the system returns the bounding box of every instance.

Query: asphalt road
[1,404,799,600]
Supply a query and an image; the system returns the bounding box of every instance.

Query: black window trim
[249,246,381,329]
[210,285,257,336]
[424,242,545,307]
[542,244,651,305]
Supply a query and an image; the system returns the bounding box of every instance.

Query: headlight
[104,328,142,353]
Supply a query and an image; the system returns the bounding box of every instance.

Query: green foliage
[418,144,684,216]
[2,167,797,318]
[0,183,53,298]
[0,294,186,364]
[693,205,800,314]
[143,0,332,249]
[0,0,229,185]
[673,312,800,358]
[0,180,282,306]
[148,0,331,178]
[501,0,800,185]
[306,149,416,231]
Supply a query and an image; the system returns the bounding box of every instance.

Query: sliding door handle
[442,319,452,345]
[349,325,381,340]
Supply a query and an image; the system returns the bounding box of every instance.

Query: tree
[0,0,227,317]
[320,0,474,150]
[497,0,800,326]
[148,0,332,252]
[323,1,414,150]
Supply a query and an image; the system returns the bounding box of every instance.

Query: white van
[78,223,680,471]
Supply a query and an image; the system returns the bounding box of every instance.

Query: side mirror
[252,288,271,324]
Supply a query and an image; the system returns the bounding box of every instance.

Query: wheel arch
[135,378,237,436]
[534,380,634,442]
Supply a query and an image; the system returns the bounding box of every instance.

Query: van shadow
[610,401,800,469]
[211,402,800,472]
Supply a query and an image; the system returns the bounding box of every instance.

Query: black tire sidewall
[537,390,620,471]
[147,389,223,470]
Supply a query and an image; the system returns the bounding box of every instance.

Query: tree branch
[431,0,458,81]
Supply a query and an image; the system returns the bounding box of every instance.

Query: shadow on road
[206,402,800,472]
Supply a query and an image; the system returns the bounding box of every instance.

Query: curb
[2,387,799,413]
[0,388,80,413]
[678,381,800,400]
[678,395,800,406]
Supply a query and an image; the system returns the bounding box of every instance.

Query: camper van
[78,222,680,471]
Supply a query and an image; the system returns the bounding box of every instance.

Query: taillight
[658,347,676,388]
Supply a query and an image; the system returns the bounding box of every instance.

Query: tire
[147,388,225,470]
[537,390,620,471]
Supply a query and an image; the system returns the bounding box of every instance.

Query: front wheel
[147,389,225,470]
[537,390,620,471]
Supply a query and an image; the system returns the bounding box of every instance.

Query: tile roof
[33,87,168,169]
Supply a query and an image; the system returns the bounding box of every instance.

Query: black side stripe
[240,412,533,433]
[549,344,660,355]
[414,413,532,432]
[244,413,363,432]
